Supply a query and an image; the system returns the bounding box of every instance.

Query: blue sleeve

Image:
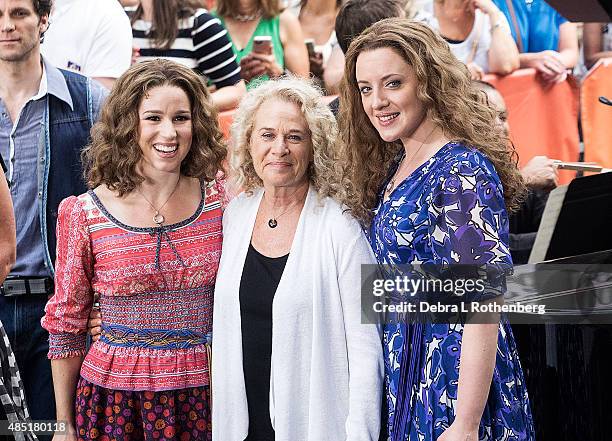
[554,8,568,27]
[89,78,109,123]
[426,155,512,299]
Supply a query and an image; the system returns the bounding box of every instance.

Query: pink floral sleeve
[211,174,233,210]
[41,195,94,359]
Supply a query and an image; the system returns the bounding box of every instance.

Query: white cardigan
[212,187,383,441]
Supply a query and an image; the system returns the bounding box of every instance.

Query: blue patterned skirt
[384,319,535,440]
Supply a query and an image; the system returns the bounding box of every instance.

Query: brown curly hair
[337,18,525,225]
[83,59,226,196]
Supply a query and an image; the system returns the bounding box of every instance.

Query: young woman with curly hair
[336,19,534,441]
[42,59,226,441]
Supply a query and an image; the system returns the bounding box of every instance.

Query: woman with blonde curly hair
[42,59,225,440]
[211,77,383,441]
[337,19,534,441]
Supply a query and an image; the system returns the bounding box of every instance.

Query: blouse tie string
[150,227,187,270]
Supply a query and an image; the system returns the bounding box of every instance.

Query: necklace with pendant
[385,126,438,197]
[137,176,181,226]
[267,202,299,228]
[266,188,306,229]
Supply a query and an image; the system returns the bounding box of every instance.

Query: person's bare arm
[323,45,345,95]
[51,357,83,441]
[521,155,558,190]
[475,0,519,75]
[556,21,578,69]
[0,176,15,283]
[210,80,246,112]
[279,10,310,78]
[584,23,612,70]
[519,23,577,84]
[438,319,499,441]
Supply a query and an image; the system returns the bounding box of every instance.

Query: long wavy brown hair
[337,18,525,225]
[131,0,202,50]
[83,59,226,196]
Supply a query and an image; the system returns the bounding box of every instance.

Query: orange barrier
[581,58,612,169]
[484,69,580,185]
[216,69,581,183]
[218,109,234,140]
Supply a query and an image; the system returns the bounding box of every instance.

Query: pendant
[153,212,165,225]
[386,179,395,194]
[268,218,278,228]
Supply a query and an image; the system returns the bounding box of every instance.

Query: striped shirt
[130,8,241,88]
[1,321,36,441]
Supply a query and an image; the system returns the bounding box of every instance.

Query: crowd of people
[1,0,609,440]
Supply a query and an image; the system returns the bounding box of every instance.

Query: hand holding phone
[242,35,283,80]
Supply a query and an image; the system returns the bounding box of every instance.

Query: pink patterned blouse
[41,181,223,391]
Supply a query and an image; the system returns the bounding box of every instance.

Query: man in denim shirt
[0,0,107,428]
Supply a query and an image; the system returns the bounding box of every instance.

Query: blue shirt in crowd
[0,58,106,277]
[493,0,568,53]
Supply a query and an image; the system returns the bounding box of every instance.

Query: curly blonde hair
[83,59,226,195]
[337,19,526,225]
[229,77,340,198]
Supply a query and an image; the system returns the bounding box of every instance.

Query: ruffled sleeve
[41,195,94,359]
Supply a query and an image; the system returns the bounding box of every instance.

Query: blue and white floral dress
[369,142,535,441]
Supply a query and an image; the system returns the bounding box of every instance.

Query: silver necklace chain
[265,188,306,229]
[137,176,181,226]
[229,9,262,22]
[385,127,438,196]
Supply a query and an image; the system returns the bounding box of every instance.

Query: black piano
[507,172,612,441]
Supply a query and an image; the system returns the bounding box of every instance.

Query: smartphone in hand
[253,36,272,55]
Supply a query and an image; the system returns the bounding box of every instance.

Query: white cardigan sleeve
[336,223,384,440]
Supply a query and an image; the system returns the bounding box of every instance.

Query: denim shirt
[0,58,107,277]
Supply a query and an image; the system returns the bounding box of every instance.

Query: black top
[509,189,549,264]
[239,243,289,441]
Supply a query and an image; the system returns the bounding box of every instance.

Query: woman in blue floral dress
[336,19,535,441]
